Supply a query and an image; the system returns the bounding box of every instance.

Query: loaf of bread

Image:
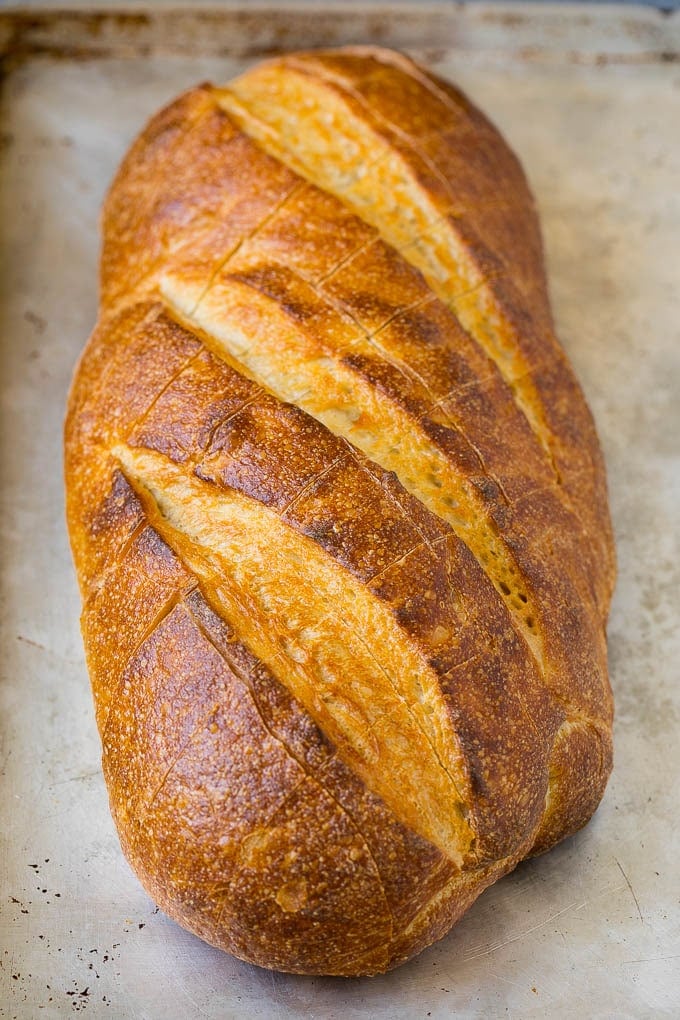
[65,47,615,976]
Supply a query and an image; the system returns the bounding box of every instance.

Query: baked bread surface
[65,47,615,976]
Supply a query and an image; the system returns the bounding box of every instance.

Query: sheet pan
[1,4,679,1016]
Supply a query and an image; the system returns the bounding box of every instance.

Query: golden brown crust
[219,49,615,614]
[65,49,614,976]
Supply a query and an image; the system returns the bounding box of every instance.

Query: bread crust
[65,48,614,976]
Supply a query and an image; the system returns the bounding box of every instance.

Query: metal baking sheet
[1,4,679,1017]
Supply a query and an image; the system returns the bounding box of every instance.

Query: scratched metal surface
[1,5,679,1017]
